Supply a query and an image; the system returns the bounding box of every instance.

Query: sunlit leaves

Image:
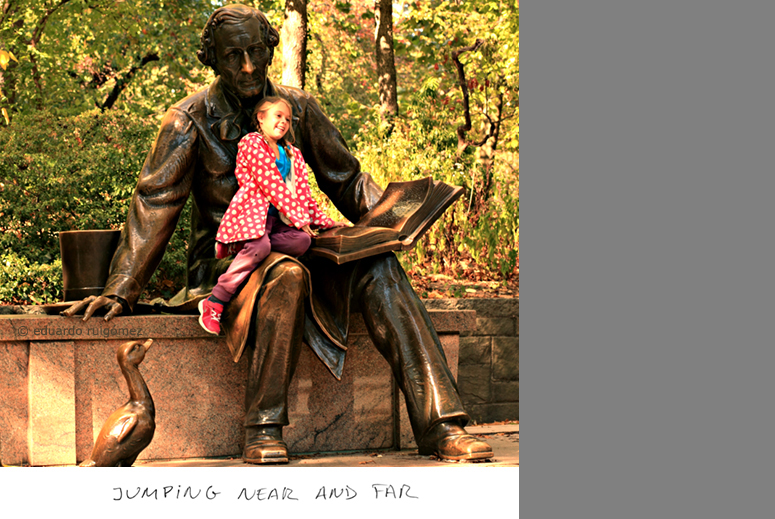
[0,50,19,70]
[1,0,214,117]
[0,108,188,303]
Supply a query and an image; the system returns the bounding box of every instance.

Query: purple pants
[212,215,311,303]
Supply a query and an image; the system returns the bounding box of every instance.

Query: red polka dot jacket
[215,132,336,245]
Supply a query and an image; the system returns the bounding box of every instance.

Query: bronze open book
[310,177,464,264]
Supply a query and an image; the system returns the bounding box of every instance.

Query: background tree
[300,0,379,139]
[396,0,519,216]
[280,0,308,89]
[374,0,398,120]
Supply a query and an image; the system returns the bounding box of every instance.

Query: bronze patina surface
[80,339,155,467]
[62,4,492,463]
[59,230,121,302]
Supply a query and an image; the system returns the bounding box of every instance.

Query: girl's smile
[259,103,291,145]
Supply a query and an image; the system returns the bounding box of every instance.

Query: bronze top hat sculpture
[59,229,121,302]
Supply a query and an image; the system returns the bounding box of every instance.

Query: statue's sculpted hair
[197,4,280,72]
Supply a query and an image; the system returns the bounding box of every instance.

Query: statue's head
[197,4,280,99]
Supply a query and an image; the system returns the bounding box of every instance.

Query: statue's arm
[105,108,197,308]
[63,108,197,320]
[298,94,384,223]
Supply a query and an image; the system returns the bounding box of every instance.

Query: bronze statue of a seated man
[63,3,492,464]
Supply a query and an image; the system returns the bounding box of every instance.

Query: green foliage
[302,0,380,141]
[1,0,215,118]
[393,0,519,279]
[396,0,519,150]
[330,84,519,280]
[305,0,520,280]
[0,252,62,304]
[0,109,190,303]
[0,0,518,304]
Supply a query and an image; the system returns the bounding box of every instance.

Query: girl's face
[258,102,291,144]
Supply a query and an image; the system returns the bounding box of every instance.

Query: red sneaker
[198,298,223,335]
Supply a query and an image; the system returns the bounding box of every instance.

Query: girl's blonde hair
[253,97,295,146]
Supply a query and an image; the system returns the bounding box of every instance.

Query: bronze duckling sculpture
[80,339,155,467]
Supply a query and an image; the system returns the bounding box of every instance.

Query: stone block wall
[423,298,519,423]
[0,310,472,465]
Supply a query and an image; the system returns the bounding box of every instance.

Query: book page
[355,177,433,232]
[402,181,459,238]
[313,226,400,252]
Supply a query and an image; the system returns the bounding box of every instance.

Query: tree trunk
[375,0,398,119]
[98,53,159,111]
[312,33,330,105]
[452,39,484,156]
[281,0,308,90]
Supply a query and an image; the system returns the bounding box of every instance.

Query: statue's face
[213,17,271,99]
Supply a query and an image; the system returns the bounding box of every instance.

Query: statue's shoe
[243,426,289,464]
[243,440,289,464]
[418,422,494,461]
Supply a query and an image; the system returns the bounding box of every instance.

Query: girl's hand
[325,221,350,229]
[300,224,316,237]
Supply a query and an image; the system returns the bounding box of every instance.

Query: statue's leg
[354,253,493,461]
[242,260,307,464]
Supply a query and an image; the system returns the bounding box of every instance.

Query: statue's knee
[270,261,307,289]
[354,254,414,305]
[362,253,406,285]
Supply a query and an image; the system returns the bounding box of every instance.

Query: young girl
[199,96,338,335]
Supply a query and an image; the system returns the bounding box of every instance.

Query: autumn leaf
[0,50,18,70]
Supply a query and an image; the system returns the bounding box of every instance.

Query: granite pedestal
[0,310,473,466]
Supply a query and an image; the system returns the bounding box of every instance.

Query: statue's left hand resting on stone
[61,295,124,321]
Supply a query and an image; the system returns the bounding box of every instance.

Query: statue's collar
[205,77,234,119]
[204,77,277,142]
[205,77,278,119]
